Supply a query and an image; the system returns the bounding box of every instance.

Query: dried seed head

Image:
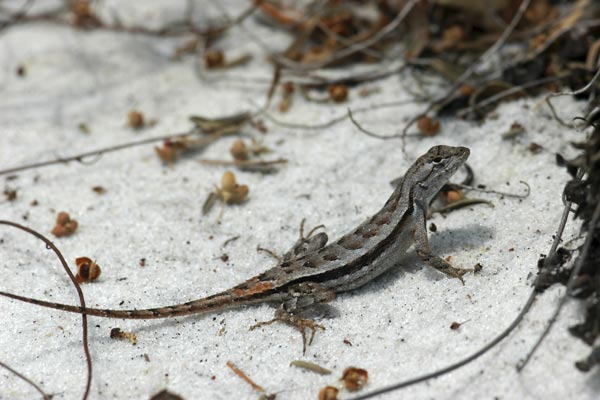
[51,212,78,237]
[230,139,249,161]
[204,49,225,69]
[128,110,145,129]
[221,171,237,192]
[458,84,474,96]
[71,0,92,19]
[341,367,368,392]
[4,189,17,201]
[230,184,249,203]
[283,82,295,94]
[442,25,466,42]
[328,84,348,103]
[318,386,339,400]
[75,257,101,283]
[56,212,70,225]
[279,82,295,112]
[110,327,137,345]
[155,139,188,165]
[71,0,99,27]
[417,116,440,136]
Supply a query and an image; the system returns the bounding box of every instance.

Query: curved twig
[260,99,416,131]
[545,66,600,127]
[348,289,538,400]
[347,108,402,139]
[0,359,52,400]
[457,180,531,199]
[0,220,92,400]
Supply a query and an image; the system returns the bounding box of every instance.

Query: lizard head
[407,145,470,203]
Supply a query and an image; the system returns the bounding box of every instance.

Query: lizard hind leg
[249,282,335,354]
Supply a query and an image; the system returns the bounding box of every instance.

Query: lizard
[0,145,471,351]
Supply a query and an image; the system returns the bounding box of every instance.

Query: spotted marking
[373,212,392,226]
[322,253,339,261]
[338,235,363,250]
[360,228,379,239]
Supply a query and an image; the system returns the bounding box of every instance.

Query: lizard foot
[416,249,472,285]
[250,312,325,354]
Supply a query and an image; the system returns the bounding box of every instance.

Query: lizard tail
[0,290,236,319]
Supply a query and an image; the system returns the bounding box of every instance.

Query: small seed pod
[128,110,145,129]
[204,49,225,69]
[417,116,440,136]
[328,84,348,103]
[230,139,249,161]
[318,386,339,400]
[75,257,101,284]
[51,211,78,237]
[221,171,238,192]
[341,367,368,392]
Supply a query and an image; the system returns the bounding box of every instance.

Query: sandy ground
[0,1,597,399]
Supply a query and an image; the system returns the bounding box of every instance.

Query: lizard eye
[431,157,443,163]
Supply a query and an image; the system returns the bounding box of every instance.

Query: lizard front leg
[250,282,335,353]
[413,200,471,283]
[282,218,328,261]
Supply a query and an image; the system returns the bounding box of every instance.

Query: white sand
[0,1,595,399]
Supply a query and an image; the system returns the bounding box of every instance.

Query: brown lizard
[0,145,471,351]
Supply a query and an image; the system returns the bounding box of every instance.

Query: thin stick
[517,196,600,372]
[457,181,531,199]
[226,361,265,392]
[347,108,402,140]
[0,129,202,176]
[260,99,415,132]
[0,359,51,400]
[348,289,537,400]
[545,66,600,127]
[457,75,567,118]
[0,220,92,400]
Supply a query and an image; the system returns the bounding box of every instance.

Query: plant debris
[75,257,101,284]
[226,361,265,393]
[3,189,17,201]
[341,367,368,392]
[318,386,339,400]
[110,327,137,345]
[417,116,440,136]
[51,211,78,238]
[290,360,332,375]
[202,171,249,217]
[128,110,146,129]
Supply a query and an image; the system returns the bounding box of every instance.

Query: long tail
[0,290,242,319]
